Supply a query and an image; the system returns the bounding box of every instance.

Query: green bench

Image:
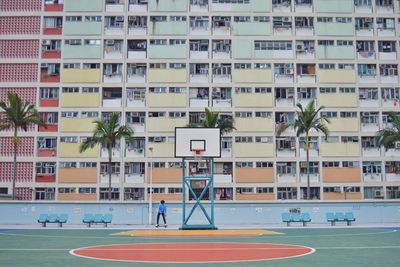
[327,212,356,226]
[282,212,311,226]
[37,213,68,227]
[83,213,112,227]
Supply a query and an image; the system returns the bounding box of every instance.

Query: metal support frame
[180,157,217,230]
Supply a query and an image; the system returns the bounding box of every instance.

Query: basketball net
[193,148,204,161]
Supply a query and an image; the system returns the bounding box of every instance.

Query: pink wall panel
[0,40,40,58]
[16,187,33,200]
[0,137,34,157]
[0,0,41,12]
[0,162,33,183]
[0,17,41,35]
[0,64,38,82]
[0,88,37,105]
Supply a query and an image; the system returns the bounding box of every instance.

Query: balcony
[189,64,209,83]
[37,138,57,157]
[362,145,381,157]
[273,0,291,12]
[59,142,98,158]
[189,88,209,108]
[103,64,123,83]
[127,64,146,83]
[60,92,100,108]
[126,88,145,108]
[363,173,382,182]
[189,18,210,35]
[318,69,356,83]
[190,0,209,12]
[101,145,121,158]
[235,143,274,158]
[62,69,101,83]
[235,168,274,183]
[105,17,125,35]
[43,17,63,35]
[125,140,145,158]
[300,173,320,183]
[355,2,372,13]
[148,68,187,83]
[149,0,187,12]
[128,40,147,59]
[40,64,60,83]
[58,167,97,183]
[376,1,394,14]
[355,19,374,36]
[105,0,125,12]
[65,0,103,11]
[102,88,122,107]
[212,88,232,107]
[128,16,147,35]
[104,40,123,59]
[358,65,378,84]
[149,44,186,59]
[295,0,313,12]
[42,40,61,59]
[236,117,274,132]
[126,112,146,133]
[322,167,361,183]
[320,142,360,157]
[44,0,64,11]
[232,69,272,83]
[100,173,120,184]
[314,0,353,13]
[211,0,271,12]
[129,0,148,12]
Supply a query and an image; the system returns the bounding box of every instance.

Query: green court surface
[0,228,399,267]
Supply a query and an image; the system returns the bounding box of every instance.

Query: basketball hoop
[192,148,204,161]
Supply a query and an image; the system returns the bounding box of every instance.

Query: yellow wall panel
[319,93,358,107]
[62,69,101,83]
[147,93,187,107]
[148,69,187,83]
[60,118,96,132]
[150,143,175,157]
[320,142,360,157]
[60,93,100,108]
[232,69,273,83]
[59,143,98,158]
[318,70,356,83]
[147,118,186,132]
[328,118,359,132]
[235,143,274,158]
[235,93,273,108]
[235,118,273,132]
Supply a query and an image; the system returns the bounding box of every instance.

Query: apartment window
[149,112,166,118]
[36,162,56,174]
[340,112,357,118]
[341,136,359,143]
[256,187,274,193]
[170,63,186,69]
[58,187,76,194]
[277,187,297,200]
[338,64,354,70]
[234,16,251,22]
[168,188,182,194]
[169,112,186,118]
[148,137,166,143]
[60,136,78,143]
[361,136,379,148]
[343,161,360,168]
[236,162,253,168]
[37,137,57,149]
[297,88,316,99]
[83,63,100,69]
[234,63,251,69]
[170,16,186,22]
[169,87,186,93]
[124,188,144,201]
[386,186,400,199]
[35,188,55,200]
[319,87,336,94]
[81,111,98,118]
[82,87,99,93]
[255,87,271,93]
[149,87,167,93]
[362,161,382,174]
[339,87,355,93]
[40,88,58,99]
[321,112,337,118]
[170,39,185,45]
[318,40,334,46]
[317,17,333,23]
[149,187,165,194]
[66,16,82,22]
[322,161,340,167]
[300,162,319,174]
[336,17,351,23]
[364,187,383,199]
[380,64,398,76]
[254,16,269,22]
[381,87,400,100]
[358,64,377,76]
[65,39,81,45]
[318,64,335,70]
[79,162,97,168]
[255,112,271,118]
[235,136,253,143]
[256,162,273,168]
[254,41,292,51]
[378,41,396,52]
[85,39,101,45]
[235,112,252,118]
[235,87,251,94]
[85,16,101,22]
[61,112,78,118]
[79,188,96,194]
[99,188,120,200]
[276,162,296,175]
[256,136,272,143]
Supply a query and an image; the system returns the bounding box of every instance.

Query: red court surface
[70,242,315,263]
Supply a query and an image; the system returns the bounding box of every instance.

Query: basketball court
[0,227,399,266]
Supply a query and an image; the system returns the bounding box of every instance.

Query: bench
[37,213,68,227]
[327,212,356,226]
[83,213,112,227]
[282,212,311,226]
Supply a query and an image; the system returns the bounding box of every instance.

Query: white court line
[1,246,400,251]
[0,229,396,240]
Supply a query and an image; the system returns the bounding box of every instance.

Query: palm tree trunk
[305,132,310,200]
[12,128,18,200]
[108,145,112,201]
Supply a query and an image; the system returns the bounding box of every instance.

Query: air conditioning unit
[285,68,294,75]
[296,44,305,51]
[300,162,308,168]
[198,162,207,169]
[42,40,51,46]
[105,40,115,45]
[40,63,49,68]
[395,141,400,149]
[374,190,382,198]
[154,136,162,142]
[334,187,341,193]
[200,113,206,120]
[115,16,124,22]
[365,18,373,23]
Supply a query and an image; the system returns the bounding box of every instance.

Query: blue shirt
[158,203,167,213]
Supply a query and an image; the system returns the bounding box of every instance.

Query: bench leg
[303,221,307,227]
[104,223,107,228]
[286,222,290,227]
[347,221,351,226]
[59,222,63,227]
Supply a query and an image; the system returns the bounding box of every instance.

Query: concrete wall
[0,202,399,225]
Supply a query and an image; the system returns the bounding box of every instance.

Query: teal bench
[327,212,356,226]
[83,213,112,227]
[282,212,311,226]
[37,213,68,227]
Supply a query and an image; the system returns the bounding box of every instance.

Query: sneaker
[164,224,167,228]
[155,224,159,228]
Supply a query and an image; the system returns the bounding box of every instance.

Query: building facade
[0,0,400,202]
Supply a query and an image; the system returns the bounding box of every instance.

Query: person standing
[156,200,167,227]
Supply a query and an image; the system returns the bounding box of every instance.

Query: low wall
[0,201,399,225]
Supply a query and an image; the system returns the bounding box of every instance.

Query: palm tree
[190,108,235,135]
[375,112,400,148]
[277,101,330,200]
[0,92,46,200]
[79,113,133,201]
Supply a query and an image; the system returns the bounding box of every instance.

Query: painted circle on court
[70,242,315,263]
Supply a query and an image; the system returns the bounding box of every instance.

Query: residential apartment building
[1,0,400,202]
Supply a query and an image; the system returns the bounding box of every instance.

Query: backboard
[175,127,221,158]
